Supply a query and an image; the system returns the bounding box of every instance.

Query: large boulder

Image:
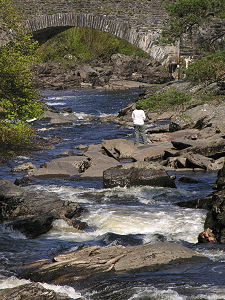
[177,161,225,243]
[0,180,84,238]
[214,158,225,190]
[103,162,176,188]
[0,283,69,300]
[19,243,208,288]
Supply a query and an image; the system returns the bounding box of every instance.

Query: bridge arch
[26,13,179,65]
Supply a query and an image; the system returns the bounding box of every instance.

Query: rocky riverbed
[0,67,225,298]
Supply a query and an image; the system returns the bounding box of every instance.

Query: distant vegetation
[38,27,149,63]
[186,49,225,84]
[0,0,44,155]
[136,88,192,112]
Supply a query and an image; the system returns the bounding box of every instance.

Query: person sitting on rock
[132,103,148,146]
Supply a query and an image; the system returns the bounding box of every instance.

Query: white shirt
[132,109,146,126]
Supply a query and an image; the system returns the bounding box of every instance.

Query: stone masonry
[1,0,179,65]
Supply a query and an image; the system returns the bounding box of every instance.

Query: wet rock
[103,162,176,188]
[56,150,76,157]
[99,232,143,246]
[177,161,225,243]
[0,180,84,238]
[12,162,37,172]
[19,243,208,288]
[198,228,216,243]
[178,176,199,184]
[8,215,54,238]
[44,110,78,126]
[14,175,35,186]
[0,282,69,300]
[214,158,225,190]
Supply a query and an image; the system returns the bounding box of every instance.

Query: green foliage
[160,0,225,43]
[0,0,44,151]
[38,27,148,63]
[136,88,192,112]
[186,50,225,83]
[0,121,35,153]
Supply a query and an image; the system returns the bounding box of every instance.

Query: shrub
[0,0,44,153]
[0,121,35,153]
[186,50,225,84]
[136,88,192,112]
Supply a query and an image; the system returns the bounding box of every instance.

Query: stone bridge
[2,0,180,65]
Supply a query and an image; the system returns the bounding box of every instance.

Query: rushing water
[0,89,225,300]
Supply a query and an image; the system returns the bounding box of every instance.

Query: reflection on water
[0,89,224,300]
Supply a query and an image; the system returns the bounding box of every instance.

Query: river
[0,89,225,300]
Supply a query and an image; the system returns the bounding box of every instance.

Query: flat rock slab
[0,283,69,300]
[19,243,208,287]
[28,156,89,179]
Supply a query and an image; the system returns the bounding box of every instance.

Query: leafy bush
[38,27,148,63]
[0,0,44,152]
[0,121,35,153]
[136,88,192,112]
[186,50,225,83]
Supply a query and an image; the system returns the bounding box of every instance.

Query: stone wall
[0,0,179,65]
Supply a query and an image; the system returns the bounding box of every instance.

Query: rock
[81,144,120,178]
[19,243,208,287]
[204,190,225,243]
[178,176,199,184]
[184,138,225,159]
[164,153,220,170]
[0,283,69,300]
[177,162,225,243]
[214,158,225,190]
[102,139,136,161]
[0,180,84,238]
[8,215,54,238]
[169,122,182,132]
[198,228,216,243]
[44,110,77,126]
[12,162,37,172]
[171,139,194,150]
[28,156,90,179]
[99,232,143,247]
[103,162,176,188]
[132,142,172,162]
[56,150,76,157]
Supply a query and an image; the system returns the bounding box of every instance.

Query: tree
[161,0,225,50]
[0,0,44,152]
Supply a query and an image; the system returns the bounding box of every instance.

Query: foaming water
[0,276,30,289]
[26,184,206,244]
[0,89,224,300]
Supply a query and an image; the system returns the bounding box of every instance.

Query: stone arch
[26,12,179,65]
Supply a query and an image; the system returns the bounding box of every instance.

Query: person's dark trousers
[134,125,147,145]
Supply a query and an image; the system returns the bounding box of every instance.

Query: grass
[37,27,149,63]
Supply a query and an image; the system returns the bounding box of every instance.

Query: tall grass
[38,27,148,63]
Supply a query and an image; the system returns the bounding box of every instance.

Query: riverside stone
[103,161,176,188]
[0,180,84,238]
[177,160,225,244]
[0,283,69,300]
[19,243,208,288]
